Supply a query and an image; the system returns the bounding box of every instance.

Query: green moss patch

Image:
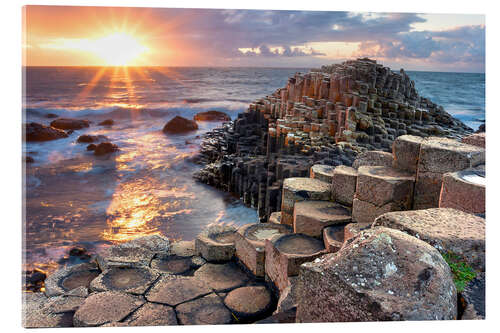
[442,251,476,292]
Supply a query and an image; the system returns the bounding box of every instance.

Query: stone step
[352,150,393,169]
[195,224,237,262]
[352,165,415,223]
[439,168,485,215]
[234,223,292,277]
[414,137,485,209]
[331,165,358,206]
[281,177,332,225]
[265,233,327,292]
[373,207,485,272]
[309,164,335,183]
[293,200,351,238]
[322,225,346,252]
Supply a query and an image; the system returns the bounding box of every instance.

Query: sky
[23,6,485,72]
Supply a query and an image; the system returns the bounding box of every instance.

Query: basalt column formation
[194,58,472,222]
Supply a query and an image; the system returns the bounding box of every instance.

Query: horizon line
[22,65,485,74]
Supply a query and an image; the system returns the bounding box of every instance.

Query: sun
[90,32,149,66]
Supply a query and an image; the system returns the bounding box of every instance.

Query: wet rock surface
[194,110,231,122]
[44,262,100,297]
[296,227,457,322]
[163,116,199,133]
[50,118,90,130]
[93,142,119,156]
[25,122,68,141]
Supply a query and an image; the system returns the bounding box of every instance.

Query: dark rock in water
[25,122,68,142]
[50,118,90,130]
[26,269,47,285]
[163,116,198,133]
[25,156,35,163]
[98,119,114,126]
[476,124,485,133]
[194,110,231,122]
[86,144,97,151]
[45,113,59,118]
[66,129,74,135]
[77,135,96,143]
[94,142,119,156]
[77,134,108,143]
[69,247,87,257]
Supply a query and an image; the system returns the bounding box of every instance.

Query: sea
[23,66,485,274]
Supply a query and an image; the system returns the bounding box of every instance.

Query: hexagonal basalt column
[234,223,291,277]
[414,137,484,209]
[322,224,345,252]
[150,254,205,275]
[309,164,335,183]
[146,275,212,306]
[73,291,145,327]
[195,224,238,262]
[352,151,393,170]
[265,233,326,292]
[194,262,250,292]
[439,169,485,215]
[176,293,233,325]
[281,177,331,226]
[331,166,357,206]
[352,166,415,223]
[224,286,273,322]
[90,267,159,295]
[392,135,424,172]
[293,201,351,238]
[44,263,101,297]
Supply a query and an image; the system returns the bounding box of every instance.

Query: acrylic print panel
[22,4,485,327]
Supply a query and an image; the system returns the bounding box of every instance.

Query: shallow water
[23,66,485,274]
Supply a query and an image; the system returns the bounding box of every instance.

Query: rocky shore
[193,58,473,222]
[23,59,486,327]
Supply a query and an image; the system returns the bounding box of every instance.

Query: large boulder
[373,208,485,272]
[296,227,457,322]
[25,122,68,141]
[163,116,198,133]
[93,142,119,156]
[193,110,231,122]
[50,118,90,130]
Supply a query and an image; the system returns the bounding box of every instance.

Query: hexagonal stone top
[242,223,291,245]
[358,165,415,181]
[310,165,335,183]
[199,223,238,245]
[224,286,272,317]
[44,263,100,297]
[274,234,325,256]
[283,177,331,194]
[90,267,159,295]
[193,262,250,292]
[455,169,485,187]
[146,275,212,306]
[73,291,145,327]
[294,201,351,223]
[176,293,233,325]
